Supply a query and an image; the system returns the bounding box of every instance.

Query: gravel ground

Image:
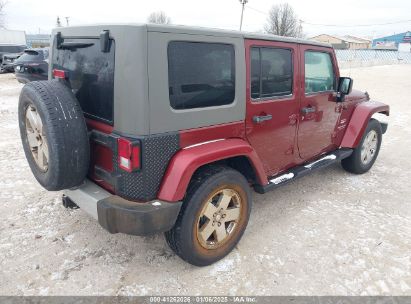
[0,65,410,296]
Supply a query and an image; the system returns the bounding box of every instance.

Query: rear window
[52,38,115,124]
[168,41,235,110]
[16,50,44,62]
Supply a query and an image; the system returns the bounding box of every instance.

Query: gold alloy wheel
[196,187,242,250]
[25,105,49,172]
[361,130,378,165]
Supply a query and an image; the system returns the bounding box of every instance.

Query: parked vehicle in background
[2,52,24,72]
[18,24,390,266]
[14,48,49,83]
[0,29,27,72]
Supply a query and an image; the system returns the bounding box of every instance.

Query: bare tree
[147,11,171,24]
[0,0,7,29]
[56,16,62,27]
[264,3,303,38]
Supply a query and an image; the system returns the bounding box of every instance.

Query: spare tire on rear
[18,80,90,191]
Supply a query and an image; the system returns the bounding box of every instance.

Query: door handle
[253,114,272,124]
[301,106,316,114]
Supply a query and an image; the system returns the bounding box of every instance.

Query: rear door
[51,38,115,125]
[297,46,340,160]
[51,37,116,191]
[245,40,300,176]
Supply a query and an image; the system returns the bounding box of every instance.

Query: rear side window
[52,38,115,124]
[304,51,335,94]
[250,47,293,100]
[168,41,235,110]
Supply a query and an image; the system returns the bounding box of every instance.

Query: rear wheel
[342,119,382,174]
[165,166,252,266]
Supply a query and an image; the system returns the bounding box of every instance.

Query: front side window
[304,51,335,94]
[250,47,293,100]
[168,41,235,110]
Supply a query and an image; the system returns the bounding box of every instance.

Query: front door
[297,46,341,160]
[245,40,300,176]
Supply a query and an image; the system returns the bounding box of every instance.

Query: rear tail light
[117,138,140,172]
[53,69,66,79]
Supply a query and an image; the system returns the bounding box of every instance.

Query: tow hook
[62,195,79,209]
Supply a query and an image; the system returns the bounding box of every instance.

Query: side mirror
[337,77,353,101]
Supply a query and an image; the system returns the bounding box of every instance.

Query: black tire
[18,80,89,191]
[342,119,382,174]
[165,165,252,266]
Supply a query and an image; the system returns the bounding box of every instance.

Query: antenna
[239,0,249,31]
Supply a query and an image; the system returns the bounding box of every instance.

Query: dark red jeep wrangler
[18,24,389,266]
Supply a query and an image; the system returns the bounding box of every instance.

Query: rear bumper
[15,72,47,83]
[15,73,31,83]
[64,179,182,236]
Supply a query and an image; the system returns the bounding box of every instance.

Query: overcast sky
[2,0,411,38]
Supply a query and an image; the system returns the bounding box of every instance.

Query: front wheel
[165,166,252,266]
[342,119,382,174]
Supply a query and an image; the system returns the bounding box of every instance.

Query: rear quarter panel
[157,138,268,202]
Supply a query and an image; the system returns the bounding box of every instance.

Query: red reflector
[53,69,66,79]
[117,138,140,172]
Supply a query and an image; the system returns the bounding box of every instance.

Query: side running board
[254,148,353,194]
